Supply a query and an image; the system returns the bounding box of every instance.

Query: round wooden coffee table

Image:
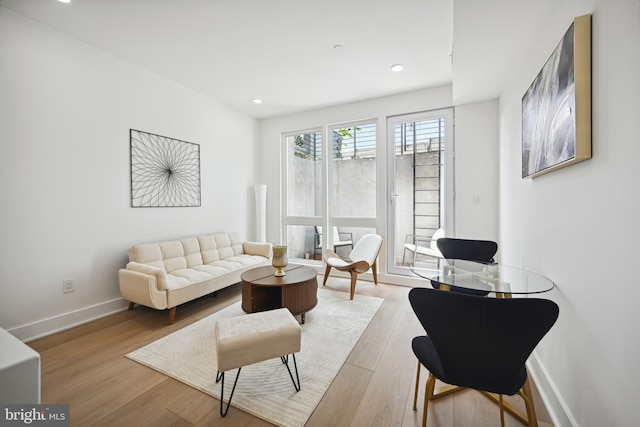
[241,264,318,324]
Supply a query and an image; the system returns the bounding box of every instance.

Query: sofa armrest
[243,241,273,258]
[118,268,168,310]
[125,262,169,290]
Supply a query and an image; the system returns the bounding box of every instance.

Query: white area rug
[126,288,383,427]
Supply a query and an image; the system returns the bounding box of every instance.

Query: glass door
[387,108,454,276]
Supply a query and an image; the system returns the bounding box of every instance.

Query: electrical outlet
[63,278,75,293]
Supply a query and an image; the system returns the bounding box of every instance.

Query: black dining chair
[437,237,498,263]
[409,287,559,427]
[432,237,498,296]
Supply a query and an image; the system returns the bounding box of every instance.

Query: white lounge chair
[402,228,445,266]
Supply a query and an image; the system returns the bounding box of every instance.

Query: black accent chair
[432,237,498,296]
[409,288,559,427]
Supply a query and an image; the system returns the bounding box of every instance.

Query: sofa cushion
[182,237,204,267]
[208,259,243,271]
[129,243,165,269]
[168,268,213,286]
[224,254,270,267]
[192,264,232,277]
[198,235,220,264]
[165,274,192,291]
[215,234,235,259]
[160,241,187,273]
[228,233,244,255]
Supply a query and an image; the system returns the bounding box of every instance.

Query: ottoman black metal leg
[217,368,241,417]
[281,354,301,392]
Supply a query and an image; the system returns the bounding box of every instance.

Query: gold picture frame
[522,14,592,178]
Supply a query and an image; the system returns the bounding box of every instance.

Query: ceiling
[0,0,558,119]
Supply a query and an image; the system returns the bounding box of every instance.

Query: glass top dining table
[411,259,555,296]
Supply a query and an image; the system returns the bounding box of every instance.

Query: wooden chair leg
[499,394,505,427]
[168,307,177,325]
[413,360,421,410]
[323,264,332,286]
[128,302,135,311]
[520,376,538,427]
[422,373,436,427]
[349,271,358,300]
[372,259,379,284]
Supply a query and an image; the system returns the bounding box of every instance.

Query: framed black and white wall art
[130,129,201,207]
[522,14,592,178]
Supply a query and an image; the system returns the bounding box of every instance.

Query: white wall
[454,100,499,243]
[498,1,640,425]
[0,8,260,340]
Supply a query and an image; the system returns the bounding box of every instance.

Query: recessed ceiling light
[333,44,343,51]
[391,64,404,72]
[57,0,71,3]
[252,98,262,104]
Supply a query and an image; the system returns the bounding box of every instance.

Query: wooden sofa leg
[168,307,177,325]
[128,302,135,311]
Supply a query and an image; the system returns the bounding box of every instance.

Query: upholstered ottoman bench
[215,308,302,416]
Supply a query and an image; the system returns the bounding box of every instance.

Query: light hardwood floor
[27,276,553,427]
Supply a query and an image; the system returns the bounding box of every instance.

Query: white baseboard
[8,298,130,343]
[528,353,577,427]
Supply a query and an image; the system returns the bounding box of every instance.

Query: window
[285,130,322,217]
[282,120,378,262]
[328,122,377,219]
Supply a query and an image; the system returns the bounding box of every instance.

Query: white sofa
[119,232,272,324]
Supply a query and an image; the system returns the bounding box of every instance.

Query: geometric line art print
[130,129,201,207]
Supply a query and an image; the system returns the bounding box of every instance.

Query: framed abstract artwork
[130,129,201,207]
[522,14,592,178]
